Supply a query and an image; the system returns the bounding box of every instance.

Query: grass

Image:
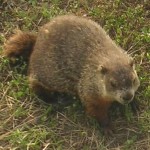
[0,0,150,149]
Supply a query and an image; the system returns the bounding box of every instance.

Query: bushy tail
[3,30,37,62]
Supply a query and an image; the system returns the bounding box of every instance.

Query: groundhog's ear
[99,66,108,74]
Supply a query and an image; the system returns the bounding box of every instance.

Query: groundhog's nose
[123,92,133,101]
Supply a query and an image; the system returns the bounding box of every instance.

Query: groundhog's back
[28,15,125,93]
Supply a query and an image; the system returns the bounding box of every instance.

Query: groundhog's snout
[122,92,134,102]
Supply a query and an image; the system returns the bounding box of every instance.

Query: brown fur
[3,30,37,62]
[3,15,140,134]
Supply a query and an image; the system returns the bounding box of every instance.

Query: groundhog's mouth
[119,99,133,105]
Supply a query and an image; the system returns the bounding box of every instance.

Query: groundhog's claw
[99,119,114,136]
[103,126,114,136]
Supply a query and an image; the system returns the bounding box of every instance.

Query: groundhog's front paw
[99,119,114,136]
[103,125,114,136]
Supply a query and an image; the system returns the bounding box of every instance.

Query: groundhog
[3,15,140,134]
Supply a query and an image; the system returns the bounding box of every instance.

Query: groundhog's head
[100,61,140,104]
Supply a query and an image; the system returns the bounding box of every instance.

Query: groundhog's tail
[3,30,37,62]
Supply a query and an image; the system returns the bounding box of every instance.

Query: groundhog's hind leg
[28,76,56,103]
[28,76,74,105]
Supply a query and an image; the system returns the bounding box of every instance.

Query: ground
[0,0,150,150]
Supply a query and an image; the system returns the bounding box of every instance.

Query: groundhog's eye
[110,80,117,88]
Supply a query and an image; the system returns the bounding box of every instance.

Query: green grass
[0,0,150,149]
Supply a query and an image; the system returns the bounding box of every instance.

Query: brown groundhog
[3,15,140,134]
